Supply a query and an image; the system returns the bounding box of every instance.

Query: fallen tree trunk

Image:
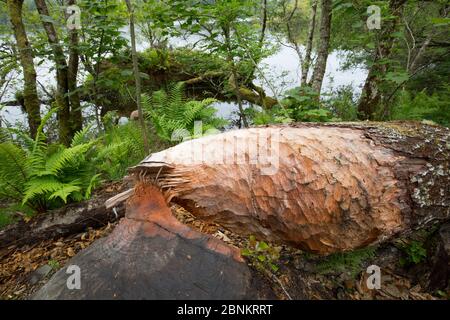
[108,121,449,254]
[0,184,126,250]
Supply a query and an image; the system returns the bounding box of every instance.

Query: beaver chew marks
[32,183,270,300]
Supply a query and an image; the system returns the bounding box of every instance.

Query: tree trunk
[34,0,83,142]
[357,0,407,120]
[125,0,150,153]
[113,122,450,255]
[7,0,41,138]
[310,0,332,94]
[0,185,126,249]
[34,0,75,146]
[67,0,82,134]
[301,0,318,86]
[223,24,248,128]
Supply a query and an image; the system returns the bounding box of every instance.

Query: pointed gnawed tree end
[32,183,273,300]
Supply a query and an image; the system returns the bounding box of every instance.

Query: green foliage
[47,259,61,271]
[0,203,34,229]
[140,48,171,70]
[398,240,427,266]
[135,0,176,48]
[316,247,377,278]
[172,48,229,76]
[88,64,134,107]
[280,87,336,122]
[143,82,228,141]
[247,84,359,125]
[95,119,148,181]
[0,142,27,202]
[241,235,282,273]
[78,0,128,63]
[391,87,450,127]
[325,85,358,121]
[245,105,293,125]
[0,109,99,212]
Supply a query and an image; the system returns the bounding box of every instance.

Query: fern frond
[44,143,93,176]
[84,174,101,199]
[33,108,57,153]
[0,142,28,200]
[48,185,82,203]
[71,125,94,147]
[22,177,66,205]
[2,127,35,152]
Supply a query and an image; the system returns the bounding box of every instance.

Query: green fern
[143,82,228,141]
[0,108,98,212]
[0,142,27,202]
[95,121,148,181]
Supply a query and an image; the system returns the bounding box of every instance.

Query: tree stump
[32,184,273,299]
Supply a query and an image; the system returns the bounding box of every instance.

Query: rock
[31,184,273,300]
[428,222,450,291]
[107,122,449,254]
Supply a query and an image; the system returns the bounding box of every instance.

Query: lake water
[0,30,367,126]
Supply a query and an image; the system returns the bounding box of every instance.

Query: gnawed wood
[32,183,274,300]
[109,121,449,254]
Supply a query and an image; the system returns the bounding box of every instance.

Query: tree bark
[120,122,450,255]
[67,0,82,134]
[301,0,317,86]
[34,0,82,145]
[357,0,407,120]
[223,24,248,128]
[0,185,126,249]
[125,0,150,153]
[6,0,41,138]
[310,0,332,94]
[34,0,72,145]
[32,183,273,300]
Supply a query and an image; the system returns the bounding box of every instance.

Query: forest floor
[0,184,448,300]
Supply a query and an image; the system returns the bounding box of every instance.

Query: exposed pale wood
[114,122,450,254]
